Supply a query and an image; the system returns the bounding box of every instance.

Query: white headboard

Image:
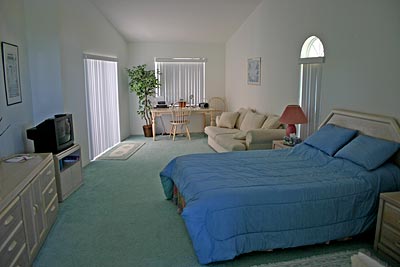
[320,109,400,166]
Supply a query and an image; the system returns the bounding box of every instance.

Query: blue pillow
[335,135,400,170]
[304,124,358,156]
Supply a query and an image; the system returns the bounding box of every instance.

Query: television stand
[53,144,83,201]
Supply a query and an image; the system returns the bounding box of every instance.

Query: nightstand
[272,140,293,150]
[374,192,400,263]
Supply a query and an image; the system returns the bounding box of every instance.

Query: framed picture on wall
[1,42,22,105]
[247,57,261,85]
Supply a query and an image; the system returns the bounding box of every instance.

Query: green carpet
[251,249,368,267]
[34,134,374,267]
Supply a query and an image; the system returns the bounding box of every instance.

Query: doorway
[84,55,120,160]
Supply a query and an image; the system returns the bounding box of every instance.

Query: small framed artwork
[1,42,22,105]
[247,57,261,85]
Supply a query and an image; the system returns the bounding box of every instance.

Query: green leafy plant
[127,64,161,126]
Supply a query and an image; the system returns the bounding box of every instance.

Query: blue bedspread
[160,144,400,264]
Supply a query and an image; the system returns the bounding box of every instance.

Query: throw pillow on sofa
[235,108,249,129]
[262,115,281,129]
[240,112,266,132]
[217,112,239,129]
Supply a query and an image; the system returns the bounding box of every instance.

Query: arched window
[298,36,325,139]
[300,36,324,58]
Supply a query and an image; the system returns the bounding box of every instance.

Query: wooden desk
[150,107,216,141]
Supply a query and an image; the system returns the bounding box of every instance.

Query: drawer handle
[48,188,54,194]
[4,215,14,226]
[8,240,17,252]
[33,204,39,214]
[50,205,56,212]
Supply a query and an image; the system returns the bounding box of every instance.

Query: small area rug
[97,142,144,160]
[252,249,369,267]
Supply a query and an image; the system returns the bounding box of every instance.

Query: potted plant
[178,98,186,108]
[127,64,161,137]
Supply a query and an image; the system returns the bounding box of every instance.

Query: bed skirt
[173,184,186,213]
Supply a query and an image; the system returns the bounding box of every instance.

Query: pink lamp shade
[279,105,308,136]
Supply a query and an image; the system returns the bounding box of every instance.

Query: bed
[160,109,400,264]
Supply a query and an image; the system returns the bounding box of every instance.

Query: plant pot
[142,125,153,137]
[179,101,186,108]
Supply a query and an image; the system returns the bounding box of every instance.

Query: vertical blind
[84,56,120,160]
[299,63,322,139]
[155,58,206,106]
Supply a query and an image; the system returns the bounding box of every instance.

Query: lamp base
[286,124,296,137]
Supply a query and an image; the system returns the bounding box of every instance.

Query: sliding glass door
[84,55,120,160]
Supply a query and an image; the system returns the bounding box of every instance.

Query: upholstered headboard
[320,109,400,167]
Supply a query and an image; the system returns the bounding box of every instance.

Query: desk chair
[170,107,192,141]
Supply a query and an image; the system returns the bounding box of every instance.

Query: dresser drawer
[43,179,57,210]
[383,202,400,231]
[46,196,58,228]
[379,224,400,257]
[10,245,29,267]
[0,198,23,242]
[0,222,26,267]
[39,162,55,192]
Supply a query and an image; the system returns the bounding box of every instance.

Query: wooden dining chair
[209,97,226,115]
[208,97,226,126]
[170,107,192,141]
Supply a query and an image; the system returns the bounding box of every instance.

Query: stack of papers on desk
[5,155,34,163]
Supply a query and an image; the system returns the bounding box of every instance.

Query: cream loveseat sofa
[204,108,286,152]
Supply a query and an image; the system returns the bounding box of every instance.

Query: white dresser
[0,154,58,267]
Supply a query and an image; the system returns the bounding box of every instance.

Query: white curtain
[84,56,120,160]
[156,61,205,106]
[299,63,322,139]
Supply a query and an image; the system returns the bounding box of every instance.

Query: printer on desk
[156,101,168,108]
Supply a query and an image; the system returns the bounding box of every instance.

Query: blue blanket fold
[160,144,400,264]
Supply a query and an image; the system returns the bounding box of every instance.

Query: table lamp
[279,105,308,136]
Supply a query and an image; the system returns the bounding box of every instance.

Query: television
[27,114,74,153]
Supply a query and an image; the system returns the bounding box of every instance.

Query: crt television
[27,114,74,153]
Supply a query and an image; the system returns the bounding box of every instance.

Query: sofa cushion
[235,108,249,129]
[204,126,240,139]
[216,112,239,129]
[215,134,246,151]
[233,130,247,140]
[262,115,281,129]
[240,112,266,132]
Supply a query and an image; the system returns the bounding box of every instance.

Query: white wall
[0,0,33,157]
[1,0,129,165]
[24,0,64,124]
[58,0,129,166]
[226,0,400,123]
[128,42,225,134]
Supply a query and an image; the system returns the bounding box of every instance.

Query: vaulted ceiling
[89,0,263,43]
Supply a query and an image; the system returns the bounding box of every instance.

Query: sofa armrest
[246,128,286,149]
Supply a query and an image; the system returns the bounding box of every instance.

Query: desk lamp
[280,105,308,136]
